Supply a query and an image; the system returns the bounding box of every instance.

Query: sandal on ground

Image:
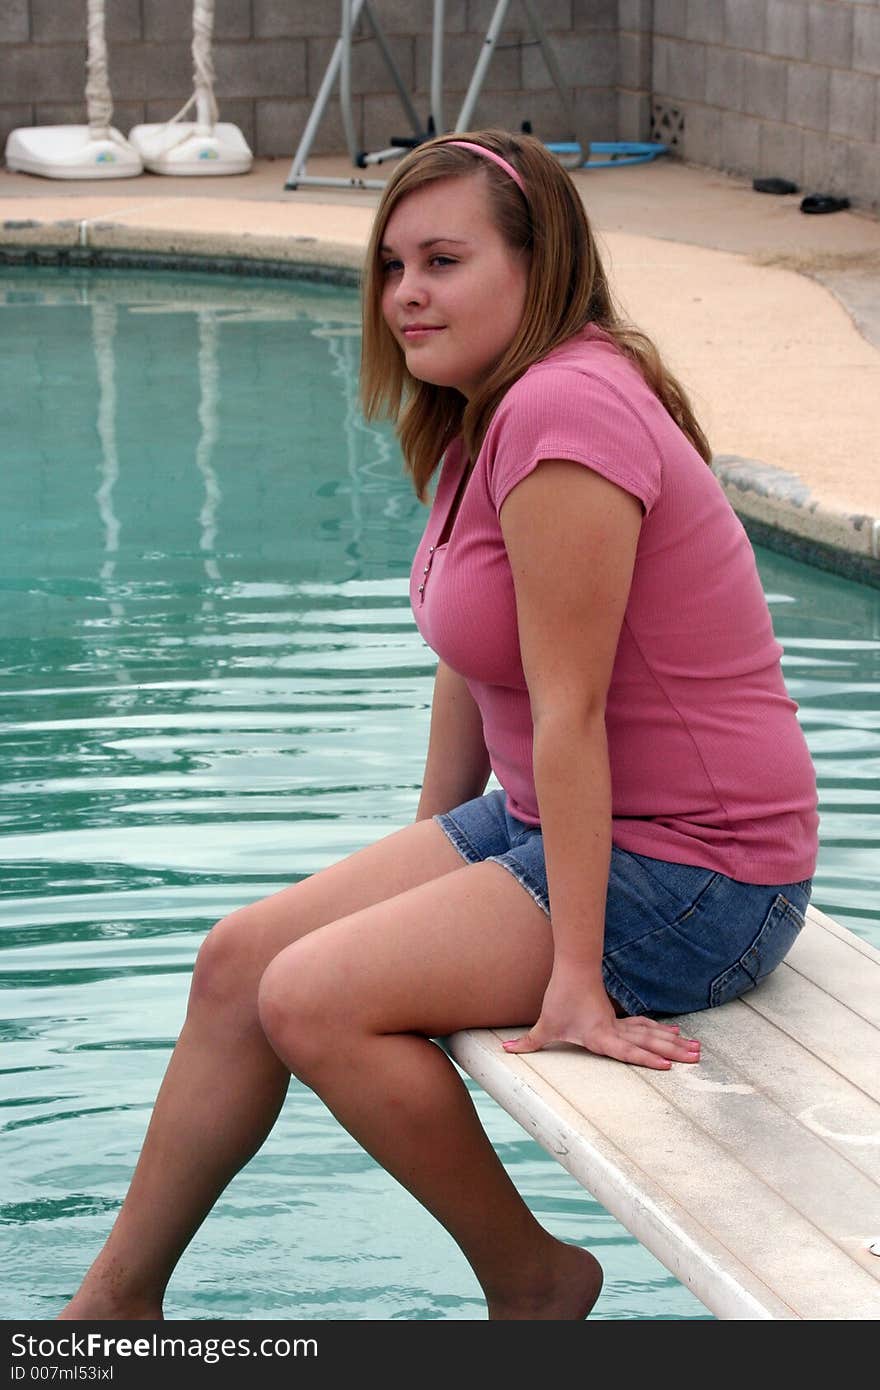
[753,177,799,195]
[800,193,850,214]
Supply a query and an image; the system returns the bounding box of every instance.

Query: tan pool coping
[3,153,879,586]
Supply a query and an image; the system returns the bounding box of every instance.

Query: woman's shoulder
[502,327,644,412]
[481,328,665,514]
[492,327,658,447]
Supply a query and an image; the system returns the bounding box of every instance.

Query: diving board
[447,903,880,1320]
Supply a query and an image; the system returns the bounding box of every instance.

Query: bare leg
[257,861,607,1320]
[58,819,466,1320]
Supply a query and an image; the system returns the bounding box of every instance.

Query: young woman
[60,129,818,1322]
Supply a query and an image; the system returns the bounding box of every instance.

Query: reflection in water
[326,328,364,551]
[93,301,120,570]
[195,311,221,598]
[1,267,877,1324]
[91,301,128,671]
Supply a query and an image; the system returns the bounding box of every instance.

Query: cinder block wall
[0,0,619,166]
[1,1,878,209]
[650,0,880,206]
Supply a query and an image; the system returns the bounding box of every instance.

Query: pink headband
[446,140,526,196]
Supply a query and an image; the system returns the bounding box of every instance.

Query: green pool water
[1,268,877,1321]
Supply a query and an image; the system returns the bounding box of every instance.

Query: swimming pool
[1,267,877,1320]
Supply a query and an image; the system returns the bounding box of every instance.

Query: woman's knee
[189,903,283,1013]
[257,935,350,1079]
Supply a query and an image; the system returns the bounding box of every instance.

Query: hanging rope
[193,0,220,129]
[85,0,113,137]
[84,0,138,151]
[161,0,220,135]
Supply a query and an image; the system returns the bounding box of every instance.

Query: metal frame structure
[455,0,588,171]
[285,0,589,190]
[285,0,432,190]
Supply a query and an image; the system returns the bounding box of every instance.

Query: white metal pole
[430,0,444,134]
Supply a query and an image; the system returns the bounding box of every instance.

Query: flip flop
[753,177,799,194]
[800,194,850,214]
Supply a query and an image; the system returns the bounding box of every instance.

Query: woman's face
[379,172,529,399]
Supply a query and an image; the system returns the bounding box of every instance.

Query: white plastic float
[128,0,252,176]
[4,0,142,180]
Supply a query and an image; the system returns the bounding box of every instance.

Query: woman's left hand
[501,968,701,1070]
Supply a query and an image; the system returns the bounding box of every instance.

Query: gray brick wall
[1,0,877,210]
[617,0,653,141]
[651,0,879,209]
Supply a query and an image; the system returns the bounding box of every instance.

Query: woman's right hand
[502,967,701,1070]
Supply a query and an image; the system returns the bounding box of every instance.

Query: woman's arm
[416,659,491,821]
[497,460,698,1069]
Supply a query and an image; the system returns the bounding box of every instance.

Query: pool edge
[711,455,880,591]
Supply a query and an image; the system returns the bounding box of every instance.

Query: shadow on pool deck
[2,152,879,586]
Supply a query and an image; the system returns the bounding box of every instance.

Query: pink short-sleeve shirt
[410,326,819,884]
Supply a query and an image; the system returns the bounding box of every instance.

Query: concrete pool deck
[2,153,879,586]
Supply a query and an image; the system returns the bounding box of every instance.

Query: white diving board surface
[447,904,880,1320]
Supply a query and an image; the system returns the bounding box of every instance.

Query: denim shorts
[435,788,812,1019]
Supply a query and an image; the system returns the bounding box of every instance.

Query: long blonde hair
[360,128,711,500]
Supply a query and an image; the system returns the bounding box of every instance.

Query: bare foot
[487,1240,603,1320]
